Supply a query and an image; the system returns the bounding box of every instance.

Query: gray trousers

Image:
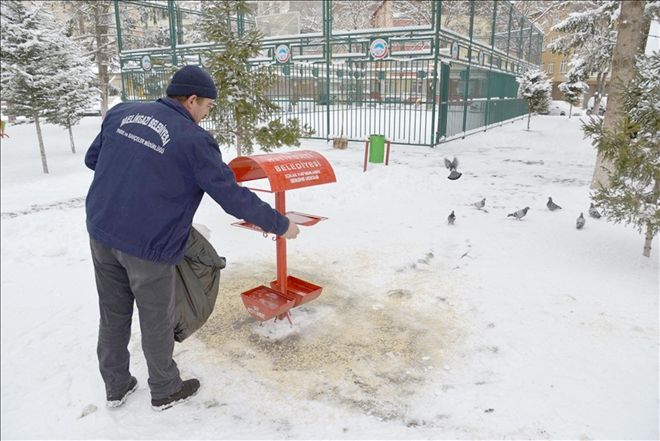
[90,237,183,400]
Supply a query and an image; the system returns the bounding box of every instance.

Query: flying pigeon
[444,157,462,180]
[473,198,486,210]
[447,210,456,225]
[546,197,562,211]
[588,203,602,219]
[444,157,459,171]
[507,206,530,220]
[448,170,462,180]
[576,212,586,230]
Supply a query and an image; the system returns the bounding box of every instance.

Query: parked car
[586,96,607,116]
[586,107,605,116]
[82,108,102,117]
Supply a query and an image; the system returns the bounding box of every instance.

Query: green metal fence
[115,0,542,146]
[256,59,439,145]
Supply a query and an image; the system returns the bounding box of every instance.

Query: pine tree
[44,39,99,154]
[52,1,115,117]
[548,1,619,116]
[0,1,71,174]
[591,0,652,190]
[513,1,576,30]
[199,0,312,156]
[516,69,552,130]
[583,53,660,257]
[558,58,589,118]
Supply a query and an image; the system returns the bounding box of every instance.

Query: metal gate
[263,59,438,145]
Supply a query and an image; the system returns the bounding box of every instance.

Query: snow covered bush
[516,69,552,130]
[559,58,590,118]
[583,52,660,257]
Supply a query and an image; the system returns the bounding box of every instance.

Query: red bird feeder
[228,150,336,323]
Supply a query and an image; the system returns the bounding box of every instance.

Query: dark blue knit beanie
[166,65,217,99]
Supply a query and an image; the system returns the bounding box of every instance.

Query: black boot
[151,379,200,411]
[106,376,138,408]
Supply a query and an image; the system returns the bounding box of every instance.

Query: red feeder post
[228,150,336,323]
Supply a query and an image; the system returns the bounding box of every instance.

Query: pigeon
[473,198,486,210]
[546,197,562,211]
[576,212,586,229]
[447,210,456,225]
[588,203,602,219]
[507,206,530,220]
[448,169,462,180]
[444,157,459,171]
[444,157,462,180]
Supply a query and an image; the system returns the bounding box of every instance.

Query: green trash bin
[369,134,385,163]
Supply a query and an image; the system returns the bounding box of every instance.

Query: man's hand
[281,214,300,239]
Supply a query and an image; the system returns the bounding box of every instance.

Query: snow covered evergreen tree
[53,0,198,115]
[57,1,116,118]
[583,52,660,257]
[591,0,652,190]
[558,59,589,118]
[516,69,552,130]
[514,1,576,30]
[44,41,99,154]
[199,0,312,156]
[0,1,71,173]
[548,1,619,116]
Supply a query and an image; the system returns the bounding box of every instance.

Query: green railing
[115,0,542,146]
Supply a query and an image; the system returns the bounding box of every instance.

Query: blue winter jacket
[85,97,289,264]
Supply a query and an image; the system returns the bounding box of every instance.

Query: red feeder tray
[232,211,327,233]
[270,276,323,307]
[241,285,294,321]
[285,211,327,227]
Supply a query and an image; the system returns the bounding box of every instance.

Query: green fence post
[176,2,183,44]
[485,0,498,128]
[527,24,534,63]
[461,0,475,137]
[430,0,442,146]
[167,0,177,66]
[237,5,245,37]
[505,3,512,59]
[518,16,524,64]
[438,63,449,140]
[323,0,331,141]
[113,0,127,102]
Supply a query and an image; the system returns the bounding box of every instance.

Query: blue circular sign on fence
[275,44,291,63]
[451,42,459,60]
[141,55,152,71]
[369,38,389,60]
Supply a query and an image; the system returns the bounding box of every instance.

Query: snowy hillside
[1,110,657,439]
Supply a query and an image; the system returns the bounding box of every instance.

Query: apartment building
[540,20,609,107]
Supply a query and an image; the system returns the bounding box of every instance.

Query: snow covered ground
[1,107,658,440]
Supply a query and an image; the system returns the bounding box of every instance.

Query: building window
[547,63,554,74]
[560,60,568,74]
